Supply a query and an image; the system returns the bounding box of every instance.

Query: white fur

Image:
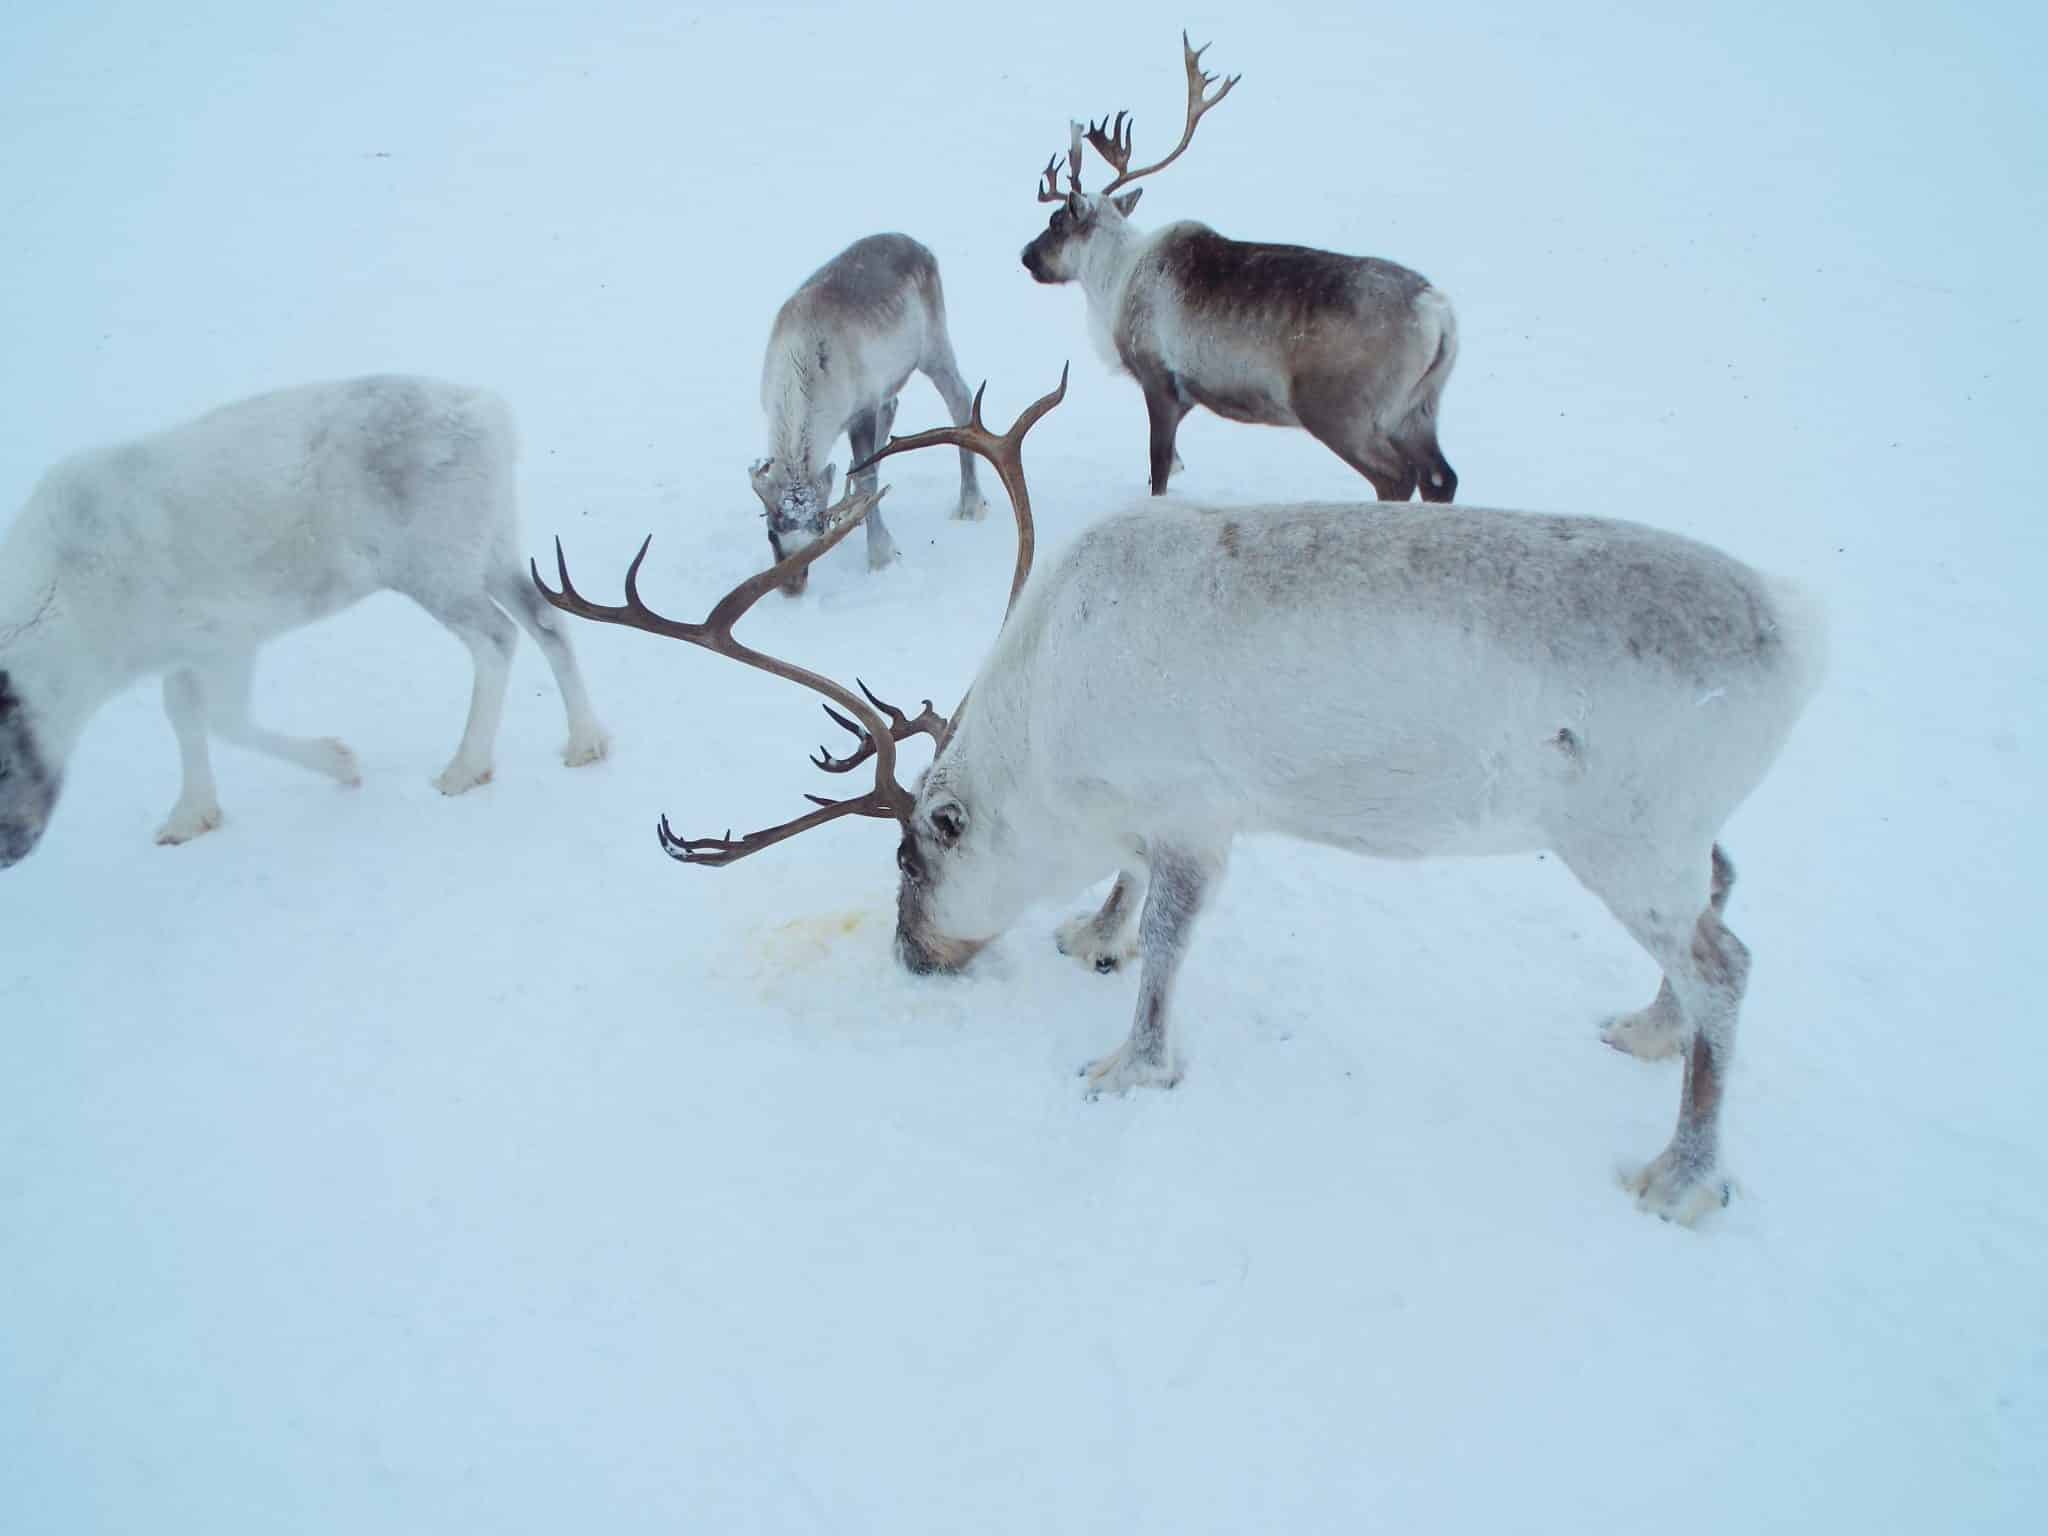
[0,374,608,859]
[897,498,1826,1223]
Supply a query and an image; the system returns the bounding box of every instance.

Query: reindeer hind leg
[846,406,900,570]
[1600,844,1736,1060]
[1568,841,1747,1224]
[1294,382,1416,501]
[486,565,610,766]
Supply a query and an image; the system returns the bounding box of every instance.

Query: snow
[2,0,2043,1530]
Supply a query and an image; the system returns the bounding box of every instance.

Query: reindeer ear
[750,458,775,482]
[1112,188,1143,217]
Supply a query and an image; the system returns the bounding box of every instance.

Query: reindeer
[1021,35,1459,503]
[0,375,608,864]
[535,374,1824,1228]
[750,233,989,594]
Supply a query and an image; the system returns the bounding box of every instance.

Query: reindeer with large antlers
[538,367,1826,1228]
[1021,33,1460,503]
[535,368,1065,864]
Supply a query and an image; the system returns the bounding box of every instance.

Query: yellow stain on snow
[756,909,870,973]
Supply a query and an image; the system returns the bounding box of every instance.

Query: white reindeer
[535,377,1824,1227]
[0,374,608,864]
[750,233,988,594]
[1022,36,1459,501]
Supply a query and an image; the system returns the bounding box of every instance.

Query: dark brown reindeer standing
[1020,34,1459,502]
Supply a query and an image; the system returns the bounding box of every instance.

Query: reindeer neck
[764,341,849,478]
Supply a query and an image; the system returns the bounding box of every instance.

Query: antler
[812,680,946,775]
[1038,121,1086,203]
[849,364,1069,618]
[1088,31,1240,195]
[530,488,930,866]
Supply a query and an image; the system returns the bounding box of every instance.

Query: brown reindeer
[1020,35,1459,502]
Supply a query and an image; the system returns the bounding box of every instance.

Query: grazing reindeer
[536,374,1823,1227]
[0,375,608,864]
[1021,35,1459,502]
[751,233,989,594]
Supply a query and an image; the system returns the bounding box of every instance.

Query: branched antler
[530,487,933,866]
[850,364,1069,618]
[1039,121,1087,202]
[1085,32,1240,196]
[812,680,946,775]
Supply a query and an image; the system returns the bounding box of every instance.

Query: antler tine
[811,680,947,775]
[533,487,929,867]
[1084,110,1134,179]
[848,364,1069,616]
[1094,31,1240,195]
[1038,152,1066,204]
[1038,122,1088,203]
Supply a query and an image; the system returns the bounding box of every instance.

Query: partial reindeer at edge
[1021,34,1459,502]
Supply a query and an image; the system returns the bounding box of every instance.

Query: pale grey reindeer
[1021,35,1459,502]
[750,234,988,594]
[539,373,1824,1229]
[0,375,608,865]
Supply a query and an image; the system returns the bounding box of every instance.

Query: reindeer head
[748,457,839,595]
[536,369,1068,973]
[0,670,60,868]
[1020,34,1239,286]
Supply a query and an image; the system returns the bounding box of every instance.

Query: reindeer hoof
[1600,1005,1685,1061]
[434,763,494,796]
[953,492,990,522]
[1080,1043,1183,1097]
[1054,913,1136,975]
[316,739,363,787]
[563,730,611,768]
[154,805,224,845]
[1622,1148,1732,1226]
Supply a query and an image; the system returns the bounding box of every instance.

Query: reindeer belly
[1262,738,1551,859]
[1183,375,1296,427]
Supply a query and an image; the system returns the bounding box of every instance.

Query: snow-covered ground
[3,1,2042,1529]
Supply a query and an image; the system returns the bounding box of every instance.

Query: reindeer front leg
[1082,845,1221,1094]
[156,669,225,844]
[1056,868,1145,972]
[1141,373,1192,494]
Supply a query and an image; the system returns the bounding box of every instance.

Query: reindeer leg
[1056,868,1146,973]
[846,407,899,570]
[1570,842,1745,1224]
[486,565,610,766]
[1141,374,1191,495]
[155,668,226,845]
[1294,383,1416,501]
[1082,845,1221,1094]
[920,346,989,521]
[1602,845,1736,1060]
[199,654,362,787]
[401,588,517,795]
